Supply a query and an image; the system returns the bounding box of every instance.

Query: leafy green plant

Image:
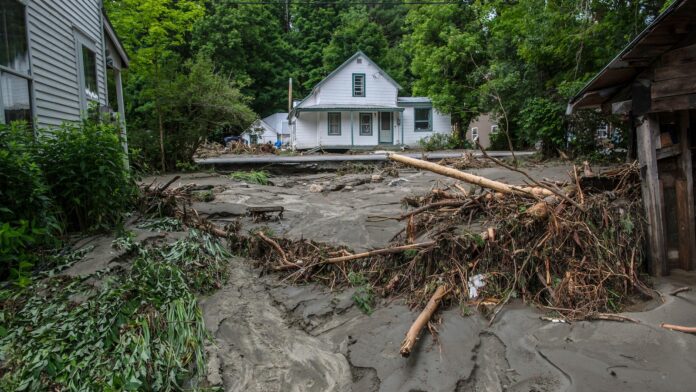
[418,133,473,151]
[348,271,375,315]
[38,120,136,231]
[230,170,271,185]
[137,217,184,232]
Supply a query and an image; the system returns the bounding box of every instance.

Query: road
[196,150,533,166]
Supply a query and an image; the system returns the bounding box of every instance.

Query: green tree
[193,1,293,116]
[322,7,389,74]
[403,2,487,137]
[104,0,205,171]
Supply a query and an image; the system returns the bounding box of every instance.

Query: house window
[471,127,479,142]
[81,45,98,101]
[328,112,341,135]
[0,0,33,126]
[597,124,609,139]
[491,125,499,134]
[414,108,431,132]
[359,113,372,136]
[353,73,365,97]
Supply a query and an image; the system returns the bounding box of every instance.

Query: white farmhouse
[243,112,289,145]
[289,51,451,149]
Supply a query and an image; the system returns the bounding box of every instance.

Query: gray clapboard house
[1,0,129,134]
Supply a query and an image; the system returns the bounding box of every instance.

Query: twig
[257,232,299,268]
[323,241,436,265]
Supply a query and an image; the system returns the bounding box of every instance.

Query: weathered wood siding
[27,0,108,128]
[650,41,696,113]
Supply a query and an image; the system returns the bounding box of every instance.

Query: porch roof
[295,104,405,113]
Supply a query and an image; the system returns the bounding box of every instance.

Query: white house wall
[27,0,109,128]
[315,59,397,106]
[401,107,452,146]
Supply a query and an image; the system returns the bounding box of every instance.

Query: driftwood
[400,285,449,357]
[257,232,298,268]
[388,153,554,198]
[324,241,436,265]
[661,323,696,334]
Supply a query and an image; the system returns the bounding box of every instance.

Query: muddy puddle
[68,164,696,392]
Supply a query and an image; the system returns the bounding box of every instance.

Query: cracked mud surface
[101,165,696,391]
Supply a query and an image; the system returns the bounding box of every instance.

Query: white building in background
[242,112,289,145]
[289,51,451,149]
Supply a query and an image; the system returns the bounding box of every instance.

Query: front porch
[293,105,406,148]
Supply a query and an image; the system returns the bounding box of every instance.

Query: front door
[379,112,393,144]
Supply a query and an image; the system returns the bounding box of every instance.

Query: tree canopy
[105,0,674,166]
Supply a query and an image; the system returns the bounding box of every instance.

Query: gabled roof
[102,9,130,68]
[568,0,695,112]
[314,51,402,91]
[291,51,402,117]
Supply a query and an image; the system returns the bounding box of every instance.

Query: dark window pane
[1,71,32,126]
[328,112,341,135]
[0,0,29,74]
[353,74,364,97]
[82,46,98,100]
[360,113,371,135]
[414,108,431,131]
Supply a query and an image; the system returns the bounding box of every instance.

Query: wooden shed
[568,0,696,276]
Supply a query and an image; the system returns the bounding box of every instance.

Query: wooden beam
[651,94,696,113]
[656,144,681,160]
[678,111,695,270]
[611,100,633,115]
[654,61,696,81]
[661,43,696,65]
[636,115,668,276]
[633,78,653,116]
[652,77,696,99]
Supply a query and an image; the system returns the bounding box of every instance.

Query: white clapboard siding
[27,0,108,129]
[315,58,398,106]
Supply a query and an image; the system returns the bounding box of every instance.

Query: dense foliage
[0,121,133,284]
[104,0,672,166]
[0,229,230,391]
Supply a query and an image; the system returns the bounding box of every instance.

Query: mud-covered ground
[70,163,696,392]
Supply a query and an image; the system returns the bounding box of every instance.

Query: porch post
[636,114,667,275]
[351,111,354,147]
[401,111,404,146]
[678,111,695,270]
[114,69,129,168]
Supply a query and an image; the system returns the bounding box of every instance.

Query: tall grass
[229,170,271,185]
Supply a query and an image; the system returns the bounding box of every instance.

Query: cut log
[323,241,436,265]
[388,153,553,198]
[400,285,449,357]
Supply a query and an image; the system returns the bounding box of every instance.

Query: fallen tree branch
[398,200,467,221]
[388,153,553,198]
[661,323,696,334]
[400,285,449,357]
[589,313,640,323]
[257,232,299,268]
[323,241,436,265]
[669,287,691,296]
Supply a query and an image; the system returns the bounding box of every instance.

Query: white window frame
[597,124,609,139]
[414,107,432,132]
[0,0,35,128]
[471,127,479,142]
[328,112,341,135]
[490,125,499,134]
[359,112,372,136]
[74,29,100,113]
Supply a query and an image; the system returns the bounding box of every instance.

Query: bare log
[324,241,436,265]
[669,287,691,296]
[388,153,553,198]
[661,323,696,334]
[400,285,449,357]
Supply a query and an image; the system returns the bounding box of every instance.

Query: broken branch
[323,241,436,265]
[400,285,449,357]
[661,323,696,334]
[388,153,553,198]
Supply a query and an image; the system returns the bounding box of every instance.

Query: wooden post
[678,111,695,270]
[636,114,668,275]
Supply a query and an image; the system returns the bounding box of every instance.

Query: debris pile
[140,154,649,326]
[437,152,491,170]
[194,140,277,158]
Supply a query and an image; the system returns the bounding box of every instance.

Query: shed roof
[567,0,696,113]
[102,9,130,68]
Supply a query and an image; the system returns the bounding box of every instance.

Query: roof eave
[102,9,130,68]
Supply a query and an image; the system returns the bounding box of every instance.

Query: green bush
[518,97,566,156]
[38,120,136,231]
[418,133,473,151]
[0,123,58,283]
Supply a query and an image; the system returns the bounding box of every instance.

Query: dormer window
[353,73,365,97]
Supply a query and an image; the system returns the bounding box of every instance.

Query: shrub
[230,170,271,185]
[518,97,566,156]
[0,123,58,283]
[418,133,473,151]
[38,120,136,231]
